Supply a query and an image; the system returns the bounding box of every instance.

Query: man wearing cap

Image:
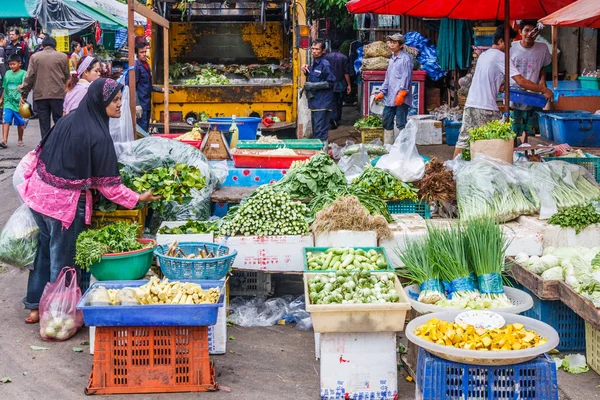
[372,33,413,144]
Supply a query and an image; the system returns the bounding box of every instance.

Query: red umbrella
[539,0,600,28]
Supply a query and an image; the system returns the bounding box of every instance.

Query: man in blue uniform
[373,33,413,144]
[324,39,351,129]
[302,39,336,148]
[134,42,152,132]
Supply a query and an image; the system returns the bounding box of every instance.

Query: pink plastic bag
[39,267,84,341]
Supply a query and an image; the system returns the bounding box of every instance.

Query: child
[0,54,27,148]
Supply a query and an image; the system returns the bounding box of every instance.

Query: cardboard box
[320,332,398,399]
[156,221,214,246]
[314,230,377,248]
[215,235,314,272]
[208,306,227,355]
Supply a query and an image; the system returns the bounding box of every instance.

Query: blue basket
[543,153,600,183]
[518,285,586,352]
[207,117,262,141]
[76,279,225,327]
[387,200,431,219]
[549,112,600,147]
[444,120,461,146]
[473,35,493,47]
[417,347,558,400]
[536,110,588,141]
[509,88,548,108]
[154,242,236,280]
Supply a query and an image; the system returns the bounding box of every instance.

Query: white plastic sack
[338,144,371,183]
[369,94,384,115]
[375,120,425,182]
[0,204,39,268]
[109,86,135,157]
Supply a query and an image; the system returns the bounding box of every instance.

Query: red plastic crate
[231,149,319,169]
[86,326,215,395]
[152,134,203,149]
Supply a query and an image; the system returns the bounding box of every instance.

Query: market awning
[346,0,577,20]
[540,0,600,28]
[0,2,31,18]
[68,0,126,30]
[79,0,146,26]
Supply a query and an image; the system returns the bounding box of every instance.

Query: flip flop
[18,141,24,147]
[25,317,39,324]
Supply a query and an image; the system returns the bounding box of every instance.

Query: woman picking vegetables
[17,78,160,324]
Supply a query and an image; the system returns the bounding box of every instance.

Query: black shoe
[29,113,38,120]
[330,120,338,130]
[0,142,7,149]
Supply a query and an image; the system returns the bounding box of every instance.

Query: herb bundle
[548,204,600,234]
[396,238,446,304]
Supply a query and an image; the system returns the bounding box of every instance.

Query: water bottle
[229,115,239,148]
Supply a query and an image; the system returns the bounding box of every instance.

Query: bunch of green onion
[396,238,446,304]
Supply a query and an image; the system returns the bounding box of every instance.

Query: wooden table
[528,135,600,156]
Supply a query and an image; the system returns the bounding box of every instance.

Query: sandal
[25,309,39,324]
[18,141,24,147]
[0,142,6,149]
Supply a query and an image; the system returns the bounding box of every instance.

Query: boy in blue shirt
[1,54,26,148]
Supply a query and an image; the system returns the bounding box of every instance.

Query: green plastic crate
[543,153,600,183]
[579,76,600,90]
[387,200,431,219]
[237,139,323,150]
[303,246,394,273]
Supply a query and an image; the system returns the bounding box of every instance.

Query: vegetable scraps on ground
[307,271,400,305]
[220,185,309,236]
[75,222,148,271]
[310,196,392,240]
[351,166,418,201]
[306,248,389,272]
[548,204,600,234]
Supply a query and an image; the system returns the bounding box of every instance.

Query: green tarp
[68,1,126,30]
[0,2,31,18]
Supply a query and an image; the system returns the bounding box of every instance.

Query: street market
[1,0,600,399]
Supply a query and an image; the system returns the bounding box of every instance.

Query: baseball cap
[386,33,405,44]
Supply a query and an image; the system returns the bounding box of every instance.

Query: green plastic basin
[89,239,156,281]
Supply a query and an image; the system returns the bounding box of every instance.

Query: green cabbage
[541,266,564,281]
[562,354,589,374]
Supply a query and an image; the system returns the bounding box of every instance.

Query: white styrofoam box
[414,119,443,145]
[314,230,377,248]
[502,222,543,256]
[314,332,321,359]
[214,235,314,272]
[156,221,214,246]
[208,306,227,355]
[518,216,600,248]
[320,332,398,400]
[389,213,426,230]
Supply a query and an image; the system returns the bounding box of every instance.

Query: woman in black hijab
[18,78,159,323]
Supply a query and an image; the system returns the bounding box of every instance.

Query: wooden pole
[503,1,510,114]
[163,28,170,134]
[128,0,137,137]
[552,25,559,89]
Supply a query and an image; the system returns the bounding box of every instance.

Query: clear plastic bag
[120,287,140,305]
[39,267,84,342]
[227,296,288,327]
[13,151,37,202]
[86,286,111,306]
[118,137,220,221]
[109,86,135,158]
[338,144,371,183]
[375,119,425,182]
[0,204,39,268]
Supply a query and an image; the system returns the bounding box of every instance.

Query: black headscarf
[36,78,124,190]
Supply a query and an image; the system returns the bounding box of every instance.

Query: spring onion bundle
[396,238,446,304]
[465,217,512,308]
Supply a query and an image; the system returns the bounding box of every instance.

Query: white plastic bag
[338,144,371,183]
[375,120,425,182]
[0,204,39,268]
[369,94,384,115]
[109,86,135,157]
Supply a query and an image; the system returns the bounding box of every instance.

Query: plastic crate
[360,127,384,143]
[154,242,236,280]
[208,117,261,141]
[543,153,600,183]
[473,35,493,47]
[231,149,318,169]
[91,207,147,238]
[519,285,586,352]
[86,326,215,395]
[586,322,600,375]
[508,88,548,108]
[77,280,225,327]
[444,120,461,146]
[536,110,588,141]
[579,76,600,90]
[549,112,600,147]
[387,200,431,219]
[229,271,274,297]
[416,347,558,400]
[237,139,324,150]
[303,246,394,273]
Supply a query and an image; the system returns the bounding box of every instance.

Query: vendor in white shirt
[453,24,553,158]
[510,20,552,144]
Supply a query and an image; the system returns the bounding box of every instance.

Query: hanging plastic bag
[0,204,39,268]
[369,94,384,115]
[109,85,135,157]
[39,266,84,342]
[13,151,37,202]
[375,119,425,182]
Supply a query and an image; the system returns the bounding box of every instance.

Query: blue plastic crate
[473,35,493,47]
[76,279,225,327]
[536,110,588,141]
[155,242,237,280]
[444,120,461,146]
[207,117,262,141]
[549,112,600,147]
[518,285,586,352]
[543,153,600,183]
[508,88,548,108]
[387,200,431,219]
[416,347,558,400]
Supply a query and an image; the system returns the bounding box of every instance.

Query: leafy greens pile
[75,222,145,271]
[184,68,231,85]
[351,166,418,201]
[548,204,600,233]
[469,120,515,142]
[353,115,383,129]
[158,220,220,235]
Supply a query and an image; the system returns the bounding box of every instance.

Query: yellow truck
[150,0,309,134]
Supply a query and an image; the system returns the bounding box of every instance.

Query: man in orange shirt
[82,42,94,57]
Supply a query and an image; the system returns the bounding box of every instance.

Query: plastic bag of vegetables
[39,267,83,342]
[0,204,39,268]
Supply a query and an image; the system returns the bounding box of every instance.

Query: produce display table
[528,135,600,155]
[508,260,560,300]
[559,282,600,331]
[209,160,288,186]
[549,80,600,114]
